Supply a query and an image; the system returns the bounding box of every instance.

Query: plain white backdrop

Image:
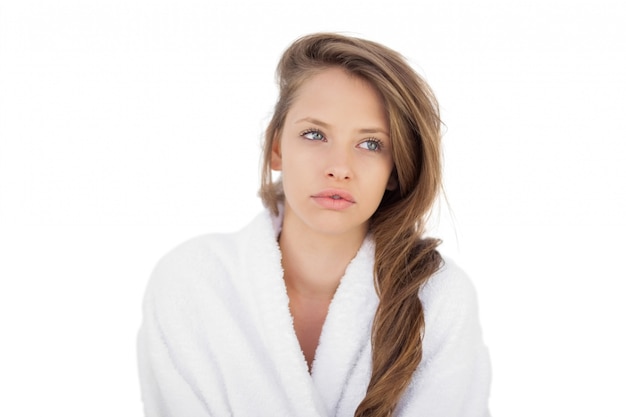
[1,0,625,415]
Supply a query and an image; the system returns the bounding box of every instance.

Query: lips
[312,189,355,202]
[311,189,356,210]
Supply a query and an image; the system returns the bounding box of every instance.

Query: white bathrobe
[137,209,491,416]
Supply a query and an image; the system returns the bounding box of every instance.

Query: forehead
[286,67,388,128]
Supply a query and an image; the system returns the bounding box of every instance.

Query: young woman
[138,33,491,416]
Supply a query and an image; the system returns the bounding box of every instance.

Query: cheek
[375,164,396,198]
[281,144,319,174]
[367,157,394,184]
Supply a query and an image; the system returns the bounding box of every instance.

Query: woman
[138,33,491,416]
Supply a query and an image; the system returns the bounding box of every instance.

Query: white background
[1,0,625,415]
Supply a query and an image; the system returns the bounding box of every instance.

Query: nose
[325,146,353,181]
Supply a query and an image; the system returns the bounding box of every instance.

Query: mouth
[311,189,355,203]
[310,189,356,210]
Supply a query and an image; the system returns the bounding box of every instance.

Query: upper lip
[311,189,356,203]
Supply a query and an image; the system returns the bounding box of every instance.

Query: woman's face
[271,67,395,240]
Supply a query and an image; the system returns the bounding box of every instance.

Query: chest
[288,294,331,371]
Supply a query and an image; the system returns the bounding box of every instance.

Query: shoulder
[150,230,236,285]
[419,256,484,357]
[420,257,479,314]
[144,210,275,303]
[400,257,491,415]
[142,232,235,319]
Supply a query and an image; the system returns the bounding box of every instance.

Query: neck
[278,220,366,300]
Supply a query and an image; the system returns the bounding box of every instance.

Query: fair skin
[270,67,395,370]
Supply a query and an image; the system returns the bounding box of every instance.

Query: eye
[358,138,383,152]
[301,129,326,141]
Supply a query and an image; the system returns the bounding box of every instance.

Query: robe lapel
[242,211,327,417]
[310,237,378,415]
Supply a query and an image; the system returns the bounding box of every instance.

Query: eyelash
[300,128,384,152]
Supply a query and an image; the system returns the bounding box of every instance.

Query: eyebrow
[295,117,389,136]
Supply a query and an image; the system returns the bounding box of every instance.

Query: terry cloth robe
[137,209,491,417]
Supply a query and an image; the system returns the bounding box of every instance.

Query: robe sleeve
[397,259,492,417]
[137,284,213,417]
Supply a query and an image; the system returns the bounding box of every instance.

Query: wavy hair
[259,33,444,416]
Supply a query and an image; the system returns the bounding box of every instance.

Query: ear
[270,135,282,171]
[386,171,398,191]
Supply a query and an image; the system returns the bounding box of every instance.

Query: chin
[306,216,368,238]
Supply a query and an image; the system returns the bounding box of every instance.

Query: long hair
[259,33,444,416]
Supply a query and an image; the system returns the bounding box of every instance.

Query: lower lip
[311,196,355,210]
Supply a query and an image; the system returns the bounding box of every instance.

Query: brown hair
[259,33,444,416]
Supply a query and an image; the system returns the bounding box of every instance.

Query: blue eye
[302,129,325,141]
[358,139,382,152]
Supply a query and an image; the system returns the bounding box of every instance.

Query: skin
[270,67,395,370]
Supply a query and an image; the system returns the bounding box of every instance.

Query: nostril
[326,168,351,179]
